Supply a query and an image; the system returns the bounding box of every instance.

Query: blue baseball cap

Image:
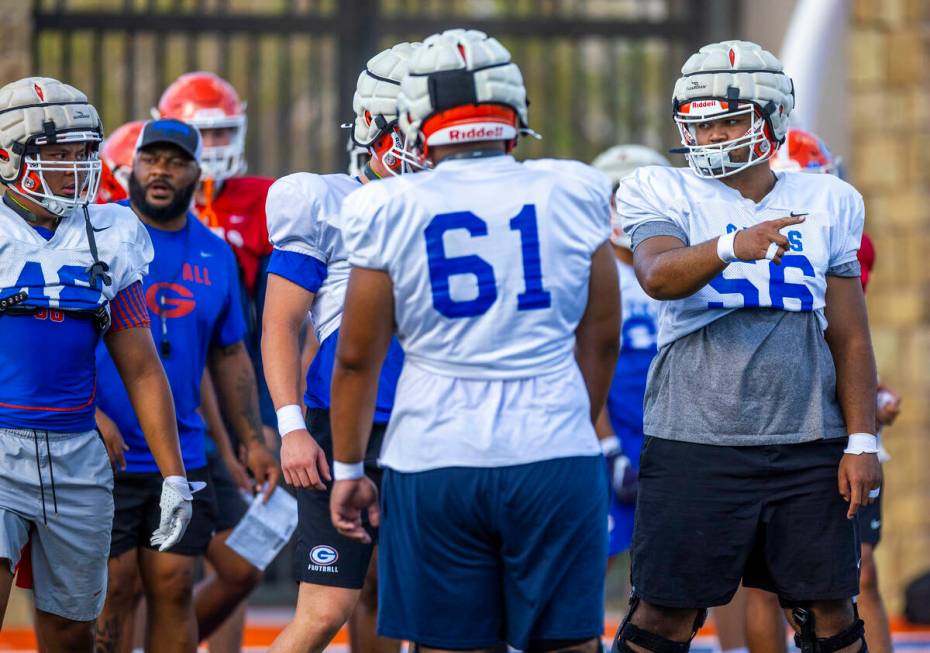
[135,118,202,163]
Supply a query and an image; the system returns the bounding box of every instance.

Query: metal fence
[31,0,732,603]
[33,0,736,177]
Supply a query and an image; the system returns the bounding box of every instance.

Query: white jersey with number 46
[339,154,611,472]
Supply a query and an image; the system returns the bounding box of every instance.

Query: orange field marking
[2,617,929,651]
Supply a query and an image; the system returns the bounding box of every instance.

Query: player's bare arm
[633,214,805,300]
[200,369,251,492]
[208,340,281,500]
[261,273,330,490]
[575,242,621,422]
[96,406,129,471]
[104,325,185,478]
[823,275,882,518]
[329,267,395,544]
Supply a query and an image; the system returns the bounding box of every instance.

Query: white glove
[150,475,204,552]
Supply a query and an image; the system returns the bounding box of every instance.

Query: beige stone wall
[849,0,930,616]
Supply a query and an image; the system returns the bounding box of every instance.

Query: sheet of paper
[225,487,299,571]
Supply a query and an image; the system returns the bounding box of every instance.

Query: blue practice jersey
[0,201,152,432]
[606,259,659,467]
[96,210,246,473]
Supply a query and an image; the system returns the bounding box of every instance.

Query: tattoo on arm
[212,341,263,447]
[234,363,263,445]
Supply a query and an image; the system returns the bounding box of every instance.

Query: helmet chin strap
[5,187,64,225]
[361,160,383,181]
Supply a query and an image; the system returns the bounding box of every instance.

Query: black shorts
[110,466,217,557]
[631,437,859,608]
[292,408,385,589]
[207,451,250,533]
[856,489,882,547]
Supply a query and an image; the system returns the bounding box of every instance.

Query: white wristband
[276,404,305,438]
[599,435,621,456]
[716,231,738,264]
[333,461,365,481]
[844,432,879,455]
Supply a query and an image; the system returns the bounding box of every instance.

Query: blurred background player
[93,119,279,653]
[611,40,881,653]
[591,144,668,570]
[330,28,618,653]
[711,127,903,653]
[0,77,191,652]
[96,120,144,204]
[154,71,279,653]
[261,42,418,653]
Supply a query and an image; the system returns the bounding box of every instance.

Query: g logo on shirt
[146,282,196,318]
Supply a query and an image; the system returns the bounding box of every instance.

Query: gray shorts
[0,427,114,621]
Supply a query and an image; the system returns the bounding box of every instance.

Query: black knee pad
[610,595,707,653]
[791,605,866,653]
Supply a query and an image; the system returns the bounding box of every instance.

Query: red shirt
[195,176,274,297]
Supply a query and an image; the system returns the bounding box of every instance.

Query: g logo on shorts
[309,545,338,566]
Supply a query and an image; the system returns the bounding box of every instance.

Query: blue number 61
[424,205,552,318]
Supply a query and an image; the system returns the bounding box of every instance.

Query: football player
[0,77,190,652]
[154,72,279,651]
[261,42,419,653]
[93,119,278,653]
[609,41,880,653]
[329,29,618,652]
[722,129,902,653]
[591,144,668,563]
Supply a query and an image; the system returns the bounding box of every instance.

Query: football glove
[600,436,638,504]
[150,475,205,552]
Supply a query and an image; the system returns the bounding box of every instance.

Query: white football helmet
[592,145,671,248]
[0,77,103,216]
[398,29,533,157]
[672,40,794,179]
[351,42,422,175]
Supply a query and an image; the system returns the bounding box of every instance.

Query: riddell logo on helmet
[448,125,505,141]
[690,100,722,109]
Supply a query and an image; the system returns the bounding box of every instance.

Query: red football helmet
[155,72,246,183]
[770,128,839,175]
[96,120,144,202]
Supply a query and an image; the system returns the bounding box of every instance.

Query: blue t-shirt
[97,212,246,472]
[267,249,403,423]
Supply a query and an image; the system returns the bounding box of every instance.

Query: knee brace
[791,604,867,653]
[611,595,707,653]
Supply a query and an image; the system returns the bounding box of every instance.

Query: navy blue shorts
[378,456,608,650]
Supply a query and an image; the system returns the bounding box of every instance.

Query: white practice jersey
[339,154,611,472]
[0,201,152,310]
[266,173,361,341]
[618,166,864,348]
